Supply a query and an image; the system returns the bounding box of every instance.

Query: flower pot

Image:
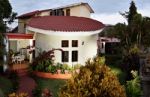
[75,69,80,74]
[64,70,69,74]
[57,69,61,74]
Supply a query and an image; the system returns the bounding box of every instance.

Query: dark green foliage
[128,1,137,25]
[0,65,3,73]
[59,57,126,97]
[0,75,13,96]
[0,0,12,19]
[0,88,4,97]
[110,65,126,85]
[8,71,19,91]
[126,70,142,97]
[31,50,55,72]
[32,86,42,97]
[0,0,17,68]
[105,54,122,67]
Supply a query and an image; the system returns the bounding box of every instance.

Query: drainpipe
[3,35,9,72]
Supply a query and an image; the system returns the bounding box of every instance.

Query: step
[18,72,28,76]
[14,68,29,77]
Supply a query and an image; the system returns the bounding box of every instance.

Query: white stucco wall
[35,32,98,66]
[69,6,90,18]
[39,11,50,16]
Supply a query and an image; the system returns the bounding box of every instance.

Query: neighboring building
[6,2,105,66]
[97,25,120,54]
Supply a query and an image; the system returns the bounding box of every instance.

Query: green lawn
[0,76,13,97]
[34,77,66,97]
[109,65,126,84]
[34,65,126,97]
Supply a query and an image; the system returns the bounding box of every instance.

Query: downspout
[3,35,9,72]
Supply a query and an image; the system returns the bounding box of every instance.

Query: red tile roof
[17,10,40,19]
[27,16,105,32]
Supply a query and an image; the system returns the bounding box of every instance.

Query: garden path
[17,76,36,97]
[12,62,36,97]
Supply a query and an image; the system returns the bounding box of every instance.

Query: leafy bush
[0,88,4,97]
[105,54,122,67]
[8,92,28,97]
[74,64,81,69]
[31,50,54,71]
[8,71,19,91]
[126,70,142,97]
[46,65,57,74]
[59,57,126,97]
[32,86,42,97]
[41,88,53,97]
[0,65,3,73]
[0,75,13,95]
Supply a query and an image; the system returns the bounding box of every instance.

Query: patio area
[10,61,29,71]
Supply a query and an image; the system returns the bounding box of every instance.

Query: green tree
[127,1,137,25]
[102,1,150,80]
[118,1,150,50]
[59,57,126,97]
[0,0,16,71]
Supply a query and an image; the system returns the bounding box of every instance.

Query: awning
[6,33,34,39]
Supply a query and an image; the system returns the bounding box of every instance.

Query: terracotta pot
[75,69,80,74]
[57,69,61,74]
[64,70,69,74]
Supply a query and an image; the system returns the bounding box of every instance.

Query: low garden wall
[33,71,72,79]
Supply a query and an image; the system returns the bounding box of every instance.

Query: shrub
[8,71,19,91]
[0,88,4,97]
[31,50,54,71]
[8,92,28,97]
[0,65,3,73]
[41,88,53,97]
[59,57,126,97]
[126,70,142,97]
[74,64,81,69]
[32,86,42,97]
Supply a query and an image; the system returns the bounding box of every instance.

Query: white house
[6,2,105,66]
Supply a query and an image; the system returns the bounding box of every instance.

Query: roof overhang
[6,33,34,39]
[27,26,104,36]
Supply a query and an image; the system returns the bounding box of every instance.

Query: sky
[9,0,150,28]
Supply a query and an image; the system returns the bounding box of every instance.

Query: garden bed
[33,71,71,79]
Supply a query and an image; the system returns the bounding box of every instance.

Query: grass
[34,77,66,97]
[0,75,13,97]
[109,65,126,84]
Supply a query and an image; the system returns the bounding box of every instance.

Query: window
[50,9,64,16]
[72,51,78,62]
[62,51,69,62]
[72,40,78,47]
[58,9,64,16]
[61,40,69,47]
[66,9,70,16]
[50,11,53,16]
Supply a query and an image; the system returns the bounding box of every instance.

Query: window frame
[72,50,78,62]
[72,40,78,47]
[66,9,70,16]
[62,51,69,62]
[61,40,69,47]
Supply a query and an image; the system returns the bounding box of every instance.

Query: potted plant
[74,64,81,73]
[56,63,63,74]
[62,64,69,74]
